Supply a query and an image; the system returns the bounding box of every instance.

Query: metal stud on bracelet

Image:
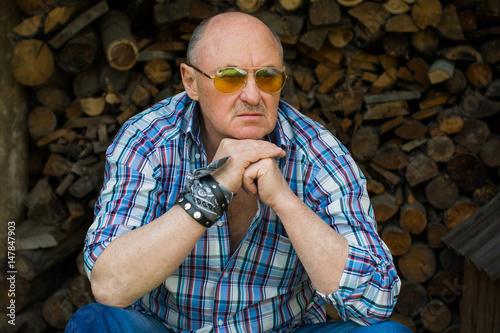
[176,194,213,227]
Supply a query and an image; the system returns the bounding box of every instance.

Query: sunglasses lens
[214,68,247,93]
[256,68,285,94]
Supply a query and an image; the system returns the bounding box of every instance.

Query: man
[66,12,410,333]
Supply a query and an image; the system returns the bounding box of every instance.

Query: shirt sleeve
[83,122,165,280]
[306,153,401,326]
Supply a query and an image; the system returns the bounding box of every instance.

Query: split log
[436,4,464,40]
[44,6,78,35]
[445,69,467,93]
[236,0,267,14]
[381,224,412,256]
[472,182,497,205]
[371,192,399,223]
[81,95,106,117]
[437,108,464,134]
[369,162,401,188]
[480,39,500,64]
[426,175,459,210]
[27,106,57,139]
[447,153,487,192]
[398,243,436,283]
[444,198,479,230]
[43,153,72,178]
[386,14,418,32]
[25,177,68,226]
[428,59,454,85]
[440,45,482,62]
[299,28,329,52]
[309,0,341,26]
[421,299,452,333]
[466,62,492,87]
[411,0,443,30]
[144,58,172,85]
[328,25,353,48]
[11,39,54,87]
[394,119,428,140]
[405,152,438,187]
[395,280,428,317]
[454,119,490,154]
[427,135,455,162]
[347,2,390,36]
[364,101,409,120]
[100,11,138,71]
[12,14,43,37]
[383,0,411,14]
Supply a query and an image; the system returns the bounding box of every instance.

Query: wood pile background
[2,0,500,331]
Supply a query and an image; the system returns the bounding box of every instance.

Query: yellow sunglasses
[189,65,287,94]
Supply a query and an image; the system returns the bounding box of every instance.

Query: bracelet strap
[201,175,228,211]
[176,193,214,228]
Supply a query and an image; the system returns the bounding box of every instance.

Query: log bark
[372,143,409,170]
[58,28,100,74]
[25,177,68,226]
[309,0,341,26]
[43,280,75,330]
[100,10,138,71]
[480,138,500,167]
[411,27,438,57]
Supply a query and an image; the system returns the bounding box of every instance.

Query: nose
[239,73,262,105]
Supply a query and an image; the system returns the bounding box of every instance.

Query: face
[182,14,284,148]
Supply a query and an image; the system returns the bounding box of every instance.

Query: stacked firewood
[4,0,500,331]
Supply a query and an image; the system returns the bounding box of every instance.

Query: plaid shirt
[84,92,400,332]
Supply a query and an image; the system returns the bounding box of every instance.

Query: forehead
[199,15,282,70]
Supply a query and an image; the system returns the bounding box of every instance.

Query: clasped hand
[210,139,290,208]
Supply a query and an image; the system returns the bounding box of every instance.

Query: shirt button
[195,153,201,159]
[223,272,229,278]
[217,221,223,227]
[218,319,224,326]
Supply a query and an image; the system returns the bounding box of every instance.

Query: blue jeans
[65,303,412,332]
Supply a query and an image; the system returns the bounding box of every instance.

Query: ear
[180,63,199,101]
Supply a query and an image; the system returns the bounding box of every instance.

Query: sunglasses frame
[187,64,287,95]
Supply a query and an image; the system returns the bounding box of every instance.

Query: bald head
[186,12,283,67]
